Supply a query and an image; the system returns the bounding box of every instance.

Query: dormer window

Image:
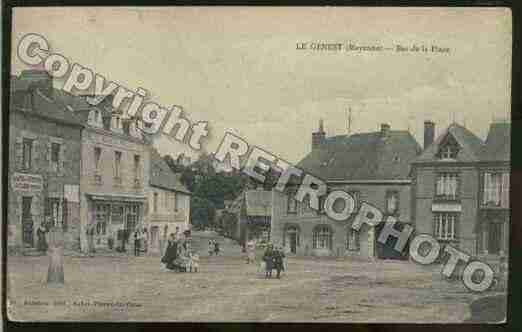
[437,135,459,160]
[441,146,455,159]
[88,109,104,128]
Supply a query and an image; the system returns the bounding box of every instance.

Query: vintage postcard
[5,6,511,322]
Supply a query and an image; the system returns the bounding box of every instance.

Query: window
[438,137,459,160]
[46,198,62,228]
[386,191,399,215]
[483,172,509,207]
[287,194,297,214]
[302,196,313,214]
[313,226,332,250]
[153,192,158,213]
[22,138,33,169]
[111,205,124,225]
[50,142,60,172]
[114,151,122,181]
[125,204,140,232]
[95,204,109,235]
[436,173,458,200]
[434,213,458,241]
[346,229,360,251]
[440,146,456,159]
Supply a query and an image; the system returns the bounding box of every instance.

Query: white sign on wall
[11,172,43,193]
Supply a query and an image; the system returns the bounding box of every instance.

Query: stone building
[476,121,510,259]
[412,123,496,255]
[146,149,191,255]
[271,121,421,258]
[229,189,272,245]
[8,71,84,253]
[76,97,152,253]
[411,120,510,259]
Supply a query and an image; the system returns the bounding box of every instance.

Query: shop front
[86,193,146,251]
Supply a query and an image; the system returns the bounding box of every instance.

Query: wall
[147,187,190,254]
[413,165,479,255]
[8,110,82,252]
[79,127,150,252]
[270,182,412,258]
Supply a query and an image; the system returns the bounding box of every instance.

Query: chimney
[424,121,435,149]
[312,119,326,151]
[20,70,53,95]
[380,123,390,137]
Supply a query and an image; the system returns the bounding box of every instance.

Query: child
[190,251,200,272]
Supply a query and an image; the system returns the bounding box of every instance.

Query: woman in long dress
[36,224,48,254]
[161,233,178,270]
[262,245,274,279]
[246,239,256,264]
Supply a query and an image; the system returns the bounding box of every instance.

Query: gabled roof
[226,190,272,217]
[244,190,271,217]
[150,148,191,194]
[298,130,421,181]
[413,123,485,163]
[482,122,510,162]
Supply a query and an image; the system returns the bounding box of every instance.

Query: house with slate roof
[8,71,85,253]
[411,120,510,259]
[476,121,510,259]
[228,189,272,245]
[271,121,422,258]
[9,70,191,256]
[147,149,191,255]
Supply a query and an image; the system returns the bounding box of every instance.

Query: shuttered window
[22,138,33,170]
[483,172,508,207]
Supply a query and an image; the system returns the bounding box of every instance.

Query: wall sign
[11,172,43,193]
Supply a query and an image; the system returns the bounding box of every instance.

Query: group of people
[262,245,286,279]
[208,240,220,256]
[161,227,199,272]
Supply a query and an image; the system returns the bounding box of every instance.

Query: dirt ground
[6,249,506,322]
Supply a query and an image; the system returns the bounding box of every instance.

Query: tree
[190,197,216,230]
[220,212,238,238]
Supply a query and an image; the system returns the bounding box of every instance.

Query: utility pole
[346,107,352,135]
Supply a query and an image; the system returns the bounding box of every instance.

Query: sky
[11,7,512,163]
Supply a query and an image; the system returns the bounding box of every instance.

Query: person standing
[173,226,181,242]
[142,227,148,254]
[274,247,285,279]
[134,229,141,256]
[263,245,274,279]
[208,240,214,256]
[36,223,48,255]
[160,225,168,256]
[214,241,220,256]
[246,239,256,264]
[86,223,95,257]
[189,251,199,272]
[161,233,178,270]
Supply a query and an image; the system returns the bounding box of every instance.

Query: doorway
[22,196,34,247]
[285,226,299,254]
